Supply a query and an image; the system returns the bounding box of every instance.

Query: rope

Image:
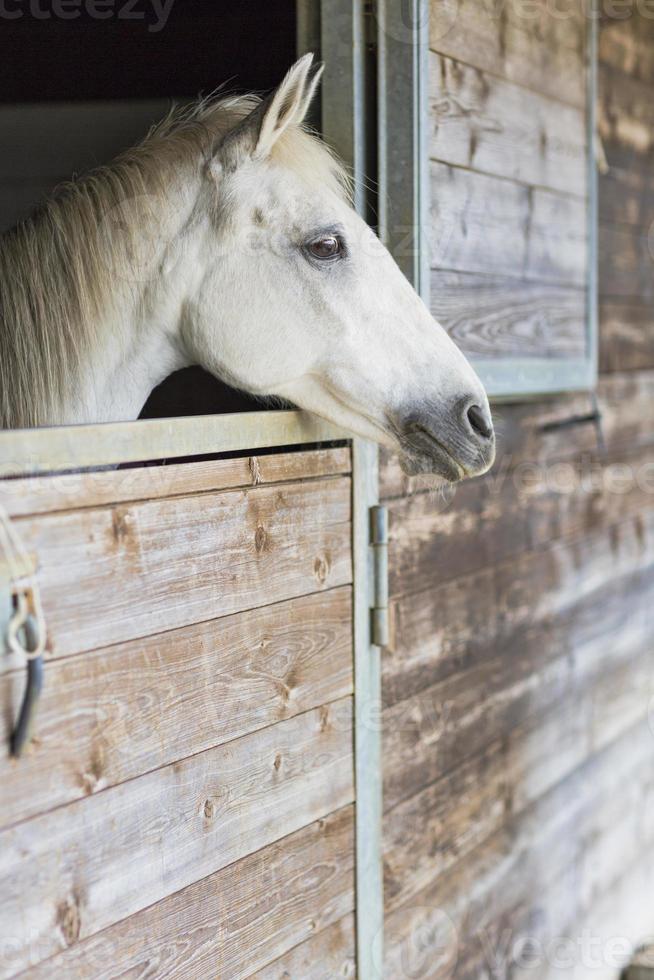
[0,502,46,660]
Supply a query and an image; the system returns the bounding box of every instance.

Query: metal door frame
[298,3,384,973]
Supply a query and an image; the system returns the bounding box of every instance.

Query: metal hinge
[370,505,389,647]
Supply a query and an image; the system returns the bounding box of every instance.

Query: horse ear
[216,54,323,172]
[254,53,323,157]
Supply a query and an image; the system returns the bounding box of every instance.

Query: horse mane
[0,93,351,429]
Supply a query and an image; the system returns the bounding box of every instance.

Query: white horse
[0,55,494,480]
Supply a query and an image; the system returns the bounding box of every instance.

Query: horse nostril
[467,404,493,440]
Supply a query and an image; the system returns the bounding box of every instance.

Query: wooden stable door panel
[0,587,353,829]
[0,698,354,976]
[0,444,359,979]
[250,915,356,979]
[0,447,352,518]
[17,808,355,980]
[1,473,351,667]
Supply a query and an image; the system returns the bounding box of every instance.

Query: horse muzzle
[396,398,496,481]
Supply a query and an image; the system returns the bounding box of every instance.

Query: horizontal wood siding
[17,807,355,980]
[430,0,586,108]
[428,0,589,362]
[1,474,351,668]
[598,15,654,374]
[251,915,356,979]
[0,697,353,974]
[429,53,586,195]
[382,8,654,976]
[0,587,353,828]
[430,271,586,360]
[381,379,654,977]
[0,447,356,979]
[0,446,352,518]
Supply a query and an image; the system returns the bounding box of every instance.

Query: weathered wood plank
[430,162,587,286]
[0,587,353,829]
[383,522,654,711]
[599,299,654,372]
[599,164,654,230]
[383,604,654,916]
[18,807,355,980]
[429,53,587,196]
[0,447,352,518]
[597,370,654,456]
[383,740,507,914]
[384,718,654,979]
[382,556,654,811]
[431,270,587,360]
[384,710,582,923]
[0,698,354,977]
[530,623,649,774]
[453,734,654,980]
[598,63,654,175]
[598,222,654,302]
[430,0,586,108]
[386,445,654,601]
[249,916,356,980]
[600,12,654,84]
[597,65,654,201]
[2,476,351,668]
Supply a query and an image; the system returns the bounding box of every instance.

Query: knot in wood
[111,507,130,544]
[254,524,268,553]
[57,895,81,946]
[313,554,330,584]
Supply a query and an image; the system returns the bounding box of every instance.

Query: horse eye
[307,235,343,260]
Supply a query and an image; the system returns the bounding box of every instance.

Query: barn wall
[426,0,589,362]
[381,6,654,978]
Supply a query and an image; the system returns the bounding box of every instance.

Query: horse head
[186,55,494,480]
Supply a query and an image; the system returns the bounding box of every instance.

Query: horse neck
[0,169,201,428]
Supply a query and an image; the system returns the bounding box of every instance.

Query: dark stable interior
[1,0,297,419]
